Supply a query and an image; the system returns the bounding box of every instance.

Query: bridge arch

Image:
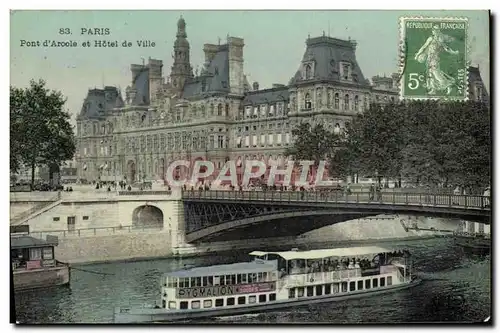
[132,204,164,228]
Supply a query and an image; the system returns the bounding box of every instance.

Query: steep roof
[289,36,370,87]
[242,86,289,106]
[182,45,230,98]
[468,66,489,103]
[79,86,124,119]
[132,67,150,105]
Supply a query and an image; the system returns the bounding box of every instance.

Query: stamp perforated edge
[398,16,470,101]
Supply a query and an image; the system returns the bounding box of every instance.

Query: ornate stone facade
[75,18,487,184]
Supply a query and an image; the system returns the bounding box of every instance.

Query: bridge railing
[181,190,489,209]
[28,225,165,239]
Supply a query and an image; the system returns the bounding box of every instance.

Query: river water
[14,238,490,324]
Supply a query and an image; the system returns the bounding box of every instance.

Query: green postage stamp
[399,17,469,100]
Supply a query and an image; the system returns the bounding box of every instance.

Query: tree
[10,79,76,186]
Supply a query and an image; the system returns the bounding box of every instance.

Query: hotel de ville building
[75,17,489,184]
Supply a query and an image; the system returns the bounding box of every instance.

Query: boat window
[227,297,235,306]
[215,299,224,307]
[341,282,348,292]
[225,275,231,285]
[190,278,196,287]
[325,284,331,295]
[316,285,323,296]
[259,294,267,303]
[365,279,371,289]
[238,296,246,305]
[203,300,212,308]
[249,295,257,304]
[231,275,236,285]
[380,277,386,287]
[297,287,304,297]
[241,274,247,284]
[179,278,185,288]
[163,300,166,308]
[163,277,167,287]
[191,300,201,309]
[357,280,364,290]
[387,276,392,286]
[269,293,276,301]
[349,281,356,292]
[196,277,202,287]
[289,288,296,298]
[180,301,188,310]
[168,301,176,309]
[202,276,208,287]
[263,272,268,281]
[208,276,213,286]
[237,274,242,283]
[257,272,263,282]
[373,278,378,288]
[249,273,256,283]
[332,283,340,293]
[307,286,314,297]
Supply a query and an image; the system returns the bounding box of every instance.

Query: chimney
[131,64,145,84]
[253,82,259,91]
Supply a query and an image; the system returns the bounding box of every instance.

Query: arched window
[344,94,350,110]
[210,104,214,116]
[334,93,339,109]
[327,90,333,108]
[354,95,359,111]
[305,64,312,80]
[217,104,223,116]
[201,105,206,117]
[305,93,312,110]
[334,123,341,135]
[225,103,229,116]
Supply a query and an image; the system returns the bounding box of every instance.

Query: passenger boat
[454,221,491,253]
[114,246,421,323]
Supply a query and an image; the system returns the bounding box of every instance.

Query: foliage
[286,100,491,190]
[10,79,76,185]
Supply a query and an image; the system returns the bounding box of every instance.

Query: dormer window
[304,93,312,110]
[476,86,483,101]
[341,63,351,81]
[304,63,314,80]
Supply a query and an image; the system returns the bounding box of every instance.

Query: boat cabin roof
[10,235,58,250]
[249,246,391,261]
[165,260,277,278]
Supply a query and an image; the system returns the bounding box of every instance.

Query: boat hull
[13,265,70,292]
[114,278,422,323]
[454,236,491,253]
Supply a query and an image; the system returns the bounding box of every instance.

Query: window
[342,63,350,80]
[387,276,392,286]
[373,278,378,288]
[344,94,350,110]
[297,287,304,297]
[180,301,188,309]
[380,277,386,287]
[334,93,339,109]
[168,301,176,309]
[269,293,276,301]
[67,216,76,232]
[215,299,224,307]
[349,281,356,292]
[325,284,331,295]
[391,96,395,103]
[249,295,256,304]
[259,294,267,303]
[305,64,312,79]
[333,283,340,293]
[83,216,89,220]
[217,104,223,116]
[341,282,348,292]
[316,285,323,296]
[227,297,235,306]
[53,217,60,221]
[203,300,212,308]
[225,103,229,116]
[307,286,314,297]
[191,301,200,309]
[30,248,42,260]
[43,247,53,260]
[238,296,246,305]
[354,95,359,111]
[357,280,364,290]
[305,93,312,110]
[365,279,371,289]
[289,288,296,298]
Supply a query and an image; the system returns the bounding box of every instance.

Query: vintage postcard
[10,10,490,325]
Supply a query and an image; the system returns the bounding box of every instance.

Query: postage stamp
[399,17,469,100]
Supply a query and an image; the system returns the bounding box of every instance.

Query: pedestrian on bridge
[369,183,375,201]
[483,186,490,208]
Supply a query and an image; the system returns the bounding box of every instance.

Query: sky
[10,10,490,124]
